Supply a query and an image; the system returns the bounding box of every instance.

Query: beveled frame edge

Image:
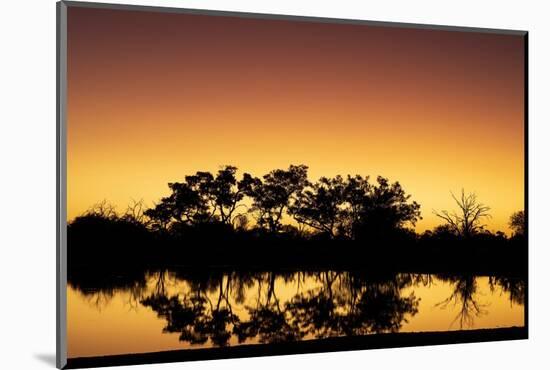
[56,1,68,369]
[62,0,527,35]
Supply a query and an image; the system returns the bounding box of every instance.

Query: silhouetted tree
[353,177,421,240]
[246,165,309,233]
[185,166,256,225]
[208,166,255,224]
[290,174,420,241]
[339,175,371,238]
[290,176,347,238]
[166,181,212,224]
[509,210,525,237]
[144,166,258,231]
[182,171,218,221]
[144,200,172,232]
[434,189,490,238]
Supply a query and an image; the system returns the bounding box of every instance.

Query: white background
[1,0,549,369]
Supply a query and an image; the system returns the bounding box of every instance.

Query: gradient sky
[67,6,525,233]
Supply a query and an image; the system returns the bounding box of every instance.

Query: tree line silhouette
[67,164,526,274]
[139,164,421,239]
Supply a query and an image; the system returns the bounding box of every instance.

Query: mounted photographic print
[56,1,528,368]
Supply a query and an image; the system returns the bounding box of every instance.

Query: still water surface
[67,270,524,358]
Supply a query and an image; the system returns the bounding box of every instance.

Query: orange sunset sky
[67,6,525,233]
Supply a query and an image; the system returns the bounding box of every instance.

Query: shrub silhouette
[68,201,152,266]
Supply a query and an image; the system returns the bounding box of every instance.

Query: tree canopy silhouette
[509,210,525,237]
[290,175,421,240]
[245,164,309,233]
[290,175,347,238]
[144,166,256,231]
[352,176,421,241]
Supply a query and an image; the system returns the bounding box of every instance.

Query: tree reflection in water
[285,272,419,339]
[68,267,148,311]
[435,275,487,329]
[68,269,525,347]
[139,271,421,346]
[489,276,525,306]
